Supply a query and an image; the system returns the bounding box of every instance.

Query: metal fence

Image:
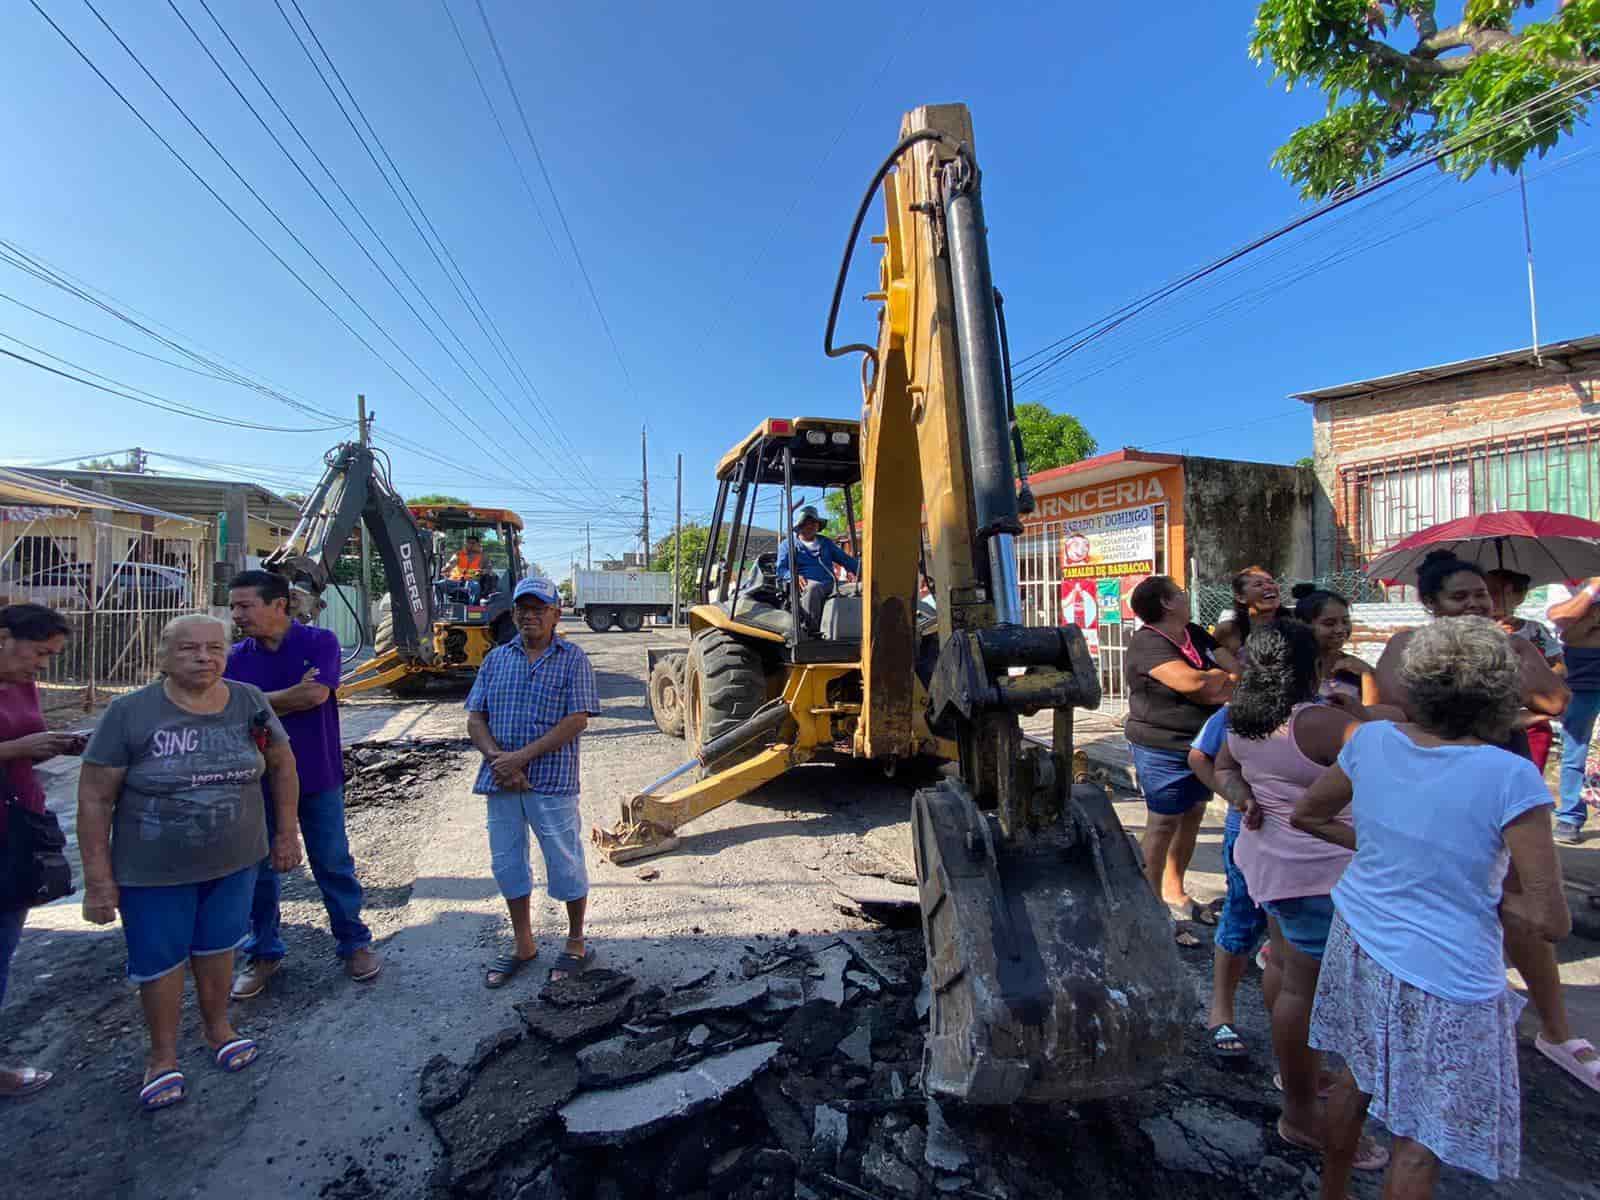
[1189,569,1387,629]
[0,511,204,714]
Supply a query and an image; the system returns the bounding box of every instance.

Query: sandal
[485,951,536,990]
[548,945,596,983]
[0,1066,53,1099]
[212,1037,259,1073]
[1277,1117,1389,1172]
[1173,927,1203,948]
[1208,1023,1248,1060]
[139,1070,186,1112]
[1535,1035,1600,1093]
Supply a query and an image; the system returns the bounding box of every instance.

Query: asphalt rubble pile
[417,929,1323,1200]
[343,738,473,809]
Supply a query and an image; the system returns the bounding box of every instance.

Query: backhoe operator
[776,506,858,635]
[449,535,486,602]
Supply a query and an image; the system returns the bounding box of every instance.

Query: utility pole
[640,425,651,570]
[1519,169,1543,365]
[673,452,683,628]
[586,523,592,570]
[357,394,373,646]
[130,447,148,474]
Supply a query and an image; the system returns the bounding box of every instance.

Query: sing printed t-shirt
[82,680,287,886]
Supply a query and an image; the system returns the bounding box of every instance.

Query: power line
[472,0,636,397]
[32,0,539,489]
[279,0,607,498]
[0,239,348,424]
[0,342,347,432]
[1010,65,1600,392]
[170,0,582,500]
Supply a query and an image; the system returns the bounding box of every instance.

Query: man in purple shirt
[224,570,381,997]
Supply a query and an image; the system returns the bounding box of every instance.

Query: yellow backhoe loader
[597,104,1187,1105]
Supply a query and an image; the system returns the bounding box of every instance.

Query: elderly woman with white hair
[1293,616,1571,1200]
[76,614,301,1112]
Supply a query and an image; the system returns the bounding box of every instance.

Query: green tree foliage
[1016,403,1097,473]
[78,453,141,472]
[651,523,725,604]
[1251,1,1600,200]
[815,406,1094,533]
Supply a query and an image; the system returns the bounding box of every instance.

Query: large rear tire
[617,608,645,633]
[648,655,686,738]
[584,609,613,633]
[374,612,395,656]
[684,628,769,769]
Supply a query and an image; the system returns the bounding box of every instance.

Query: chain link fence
[1190,569,1387,629]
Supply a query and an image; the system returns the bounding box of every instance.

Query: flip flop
[1535,1035,1600,1093]
[1173,927,1203,948]
[213,1038,259,1073]
[139,1070,186,1112]
[548,946,596,983]
[1208,1023,1248,1060]
[0,1067,53,1099]
[485,951,535,990]
[1277,1118,1389,1172]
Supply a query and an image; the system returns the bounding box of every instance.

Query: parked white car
[0,561,190,609]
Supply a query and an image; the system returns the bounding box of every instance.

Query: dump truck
[573,567,673,632]
[599,104,1188,1106]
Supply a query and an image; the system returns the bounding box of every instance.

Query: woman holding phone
[0,603,80,1099]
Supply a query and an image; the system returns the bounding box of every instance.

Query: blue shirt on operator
[776,536,859,587]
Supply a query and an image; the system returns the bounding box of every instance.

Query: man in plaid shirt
[466,577,601,987]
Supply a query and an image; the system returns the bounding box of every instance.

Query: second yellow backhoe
[597,104,1188,1105]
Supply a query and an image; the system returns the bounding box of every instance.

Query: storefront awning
[0,467,197,524]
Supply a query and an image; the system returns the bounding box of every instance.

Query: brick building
[1296,334,1600,573]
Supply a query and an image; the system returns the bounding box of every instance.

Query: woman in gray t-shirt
[77,614,301,1112]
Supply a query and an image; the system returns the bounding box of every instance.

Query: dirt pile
[343,738,474,808]
[417,932,1323,1200]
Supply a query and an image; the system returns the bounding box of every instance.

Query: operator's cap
[513,576,559,606]
[792,505,827,532]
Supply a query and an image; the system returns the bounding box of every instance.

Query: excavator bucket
[911,778,1189,1104]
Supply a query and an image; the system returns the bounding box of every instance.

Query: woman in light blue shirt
[1294,617,1570,1198]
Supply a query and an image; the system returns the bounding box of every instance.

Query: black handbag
[0,776,75,911]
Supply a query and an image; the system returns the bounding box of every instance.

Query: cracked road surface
[6,619,1599,1198]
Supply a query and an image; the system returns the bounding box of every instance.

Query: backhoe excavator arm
[262,442,435,665]
[831,104,1189,1106]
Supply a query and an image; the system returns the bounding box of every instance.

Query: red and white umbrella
[1364,511,1600,588]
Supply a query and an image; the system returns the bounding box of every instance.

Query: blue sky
[3,1,1595,572]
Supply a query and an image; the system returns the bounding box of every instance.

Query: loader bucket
[911,778,1190,1104]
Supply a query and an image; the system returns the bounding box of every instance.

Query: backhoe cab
[341,504,526,697]
[602,415,949,863]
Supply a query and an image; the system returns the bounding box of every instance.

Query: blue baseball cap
[513,577,559,606]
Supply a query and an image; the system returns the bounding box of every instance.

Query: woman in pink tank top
[1214,620,1384,1170]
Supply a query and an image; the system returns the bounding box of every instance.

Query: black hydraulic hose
[823,128,968,360]
[993,289,1035,515]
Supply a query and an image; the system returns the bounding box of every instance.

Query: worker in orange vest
[449,535,486,600]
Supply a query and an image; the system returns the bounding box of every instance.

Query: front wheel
[584,609,613,633]
[648,654,686,738]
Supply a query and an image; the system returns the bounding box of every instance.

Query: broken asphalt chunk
[812,944,852,1007]
[558,1041,781,1146]
[811,1103,848,1171]
[665,975,768,1020]
[429,1041,578,1186]
[575,1032,675,1088]
[924,1098,970,1172]
[417,1054,471,1117]
[515,985,633,1045]
[782,1000,852,1060]
[837,1022,872,1067]
[538,967,631,1008]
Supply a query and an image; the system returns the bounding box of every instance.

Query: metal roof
[10,467,298,526]
[1291,333,1600,403]
[0,466,196,523]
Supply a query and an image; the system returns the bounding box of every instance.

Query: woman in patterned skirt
[1294,617,1571,1197]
